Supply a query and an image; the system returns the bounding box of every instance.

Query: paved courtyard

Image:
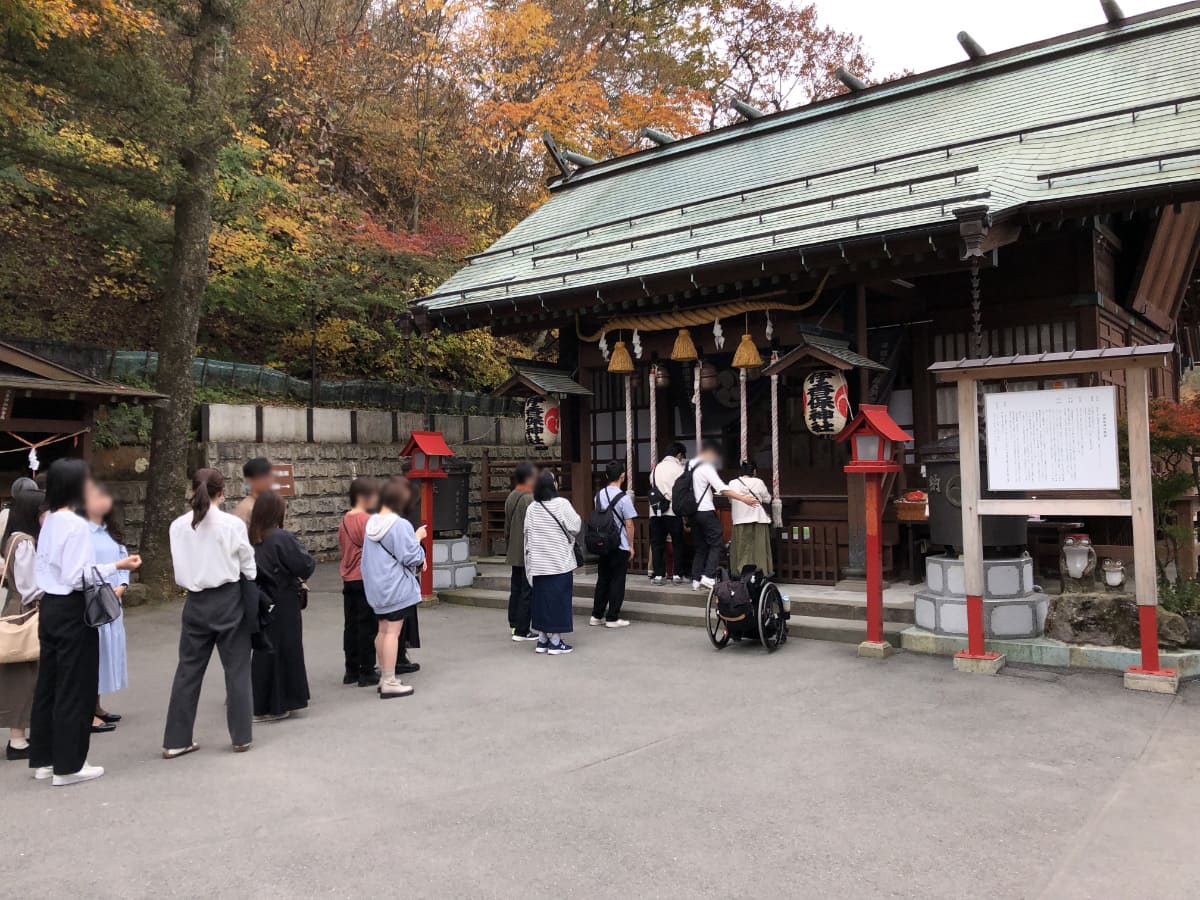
[3,564,1198,899]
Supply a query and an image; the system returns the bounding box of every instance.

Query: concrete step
[468,574,914,624]
[438,587,908,646]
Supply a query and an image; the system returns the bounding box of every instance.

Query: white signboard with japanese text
[985,386,1119,491]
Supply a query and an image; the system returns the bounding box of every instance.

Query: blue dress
[89,522,128,696]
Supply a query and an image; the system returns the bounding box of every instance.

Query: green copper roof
[422,3,1200,317]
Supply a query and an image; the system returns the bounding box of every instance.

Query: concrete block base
[953,652,1006,675]
[1124,667,1179,695]
[857,640,894,659]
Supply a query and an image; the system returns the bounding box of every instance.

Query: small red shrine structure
[400,430,454,599]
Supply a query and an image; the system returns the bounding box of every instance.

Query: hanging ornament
[608,339,635,375]
[712,318,725,350]
[765,311,774,342]
[632,328,643,360]
[731,333,763,369]
[28,447,39,473]
[599,332,610,362]
[671,328,698,362]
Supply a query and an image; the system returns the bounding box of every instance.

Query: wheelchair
[704,566,789,652]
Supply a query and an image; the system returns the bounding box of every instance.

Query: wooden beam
[932,350,1172,382]
[977,498,1131,517]
[1126,366,1157,608]
[957,380,984,599]
[2,418,89,433]
[1128,201,1200,331]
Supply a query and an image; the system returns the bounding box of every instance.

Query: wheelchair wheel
[757,582,786,652]
[705,586,730,649]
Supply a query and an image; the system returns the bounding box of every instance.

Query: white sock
[10,737,29,750]
[550,634,562,645]
[382,668,396,683]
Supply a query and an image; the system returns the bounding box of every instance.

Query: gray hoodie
[361,512,425,614]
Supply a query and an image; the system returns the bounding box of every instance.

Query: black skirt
[375,603,421,649]
[251,592,310,716]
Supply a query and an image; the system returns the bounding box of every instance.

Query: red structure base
[954,651,1003,661]
[1126,666,1178,678]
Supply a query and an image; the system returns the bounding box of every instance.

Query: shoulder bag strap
[538,501,575,544]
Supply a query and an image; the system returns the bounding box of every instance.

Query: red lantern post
[400,431,454,600]
[838,405,912,659]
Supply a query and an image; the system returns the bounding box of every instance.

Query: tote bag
[0,535,39,663]
[83,566,122,628]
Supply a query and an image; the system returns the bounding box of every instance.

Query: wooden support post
[856,474,893,659]
[954,376,1004,674]
[1125,366,1176,690]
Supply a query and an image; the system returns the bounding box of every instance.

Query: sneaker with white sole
[588,616,605,626]
[535,637,551,653]
[253,711,291,723]
[652,576,664,585]
[52,763,104,786]
[700,575,716,589]
[547,641,574,655]
[672,575,683,584]
[511,632,540,642]
[33,766,53,780]
[379,679,414,699]
[605,619,631,629]
[162,744,199,760]
[692,580,702,591]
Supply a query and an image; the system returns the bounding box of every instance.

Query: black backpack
[671,461,710,519]
[585,489,627,556]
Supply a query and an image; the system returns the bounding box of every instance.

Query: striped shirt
[523,497,581,579]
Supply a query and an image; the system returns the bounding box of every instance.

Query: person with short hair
[729,461,774,577]
[249,491,316,722]
[339,476,383,686]
[1,481,45,761]
[30,459,141,785]
[362,477,425,699]
[233,457,274,527]
[648,442,689,585]
[524,471,581,655]
[504,461,538,642]
[163,467,257,759]
[687,440,760,591]
[589,460,636,629]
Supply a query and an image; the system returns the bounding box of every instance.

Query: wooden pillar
[1126,366,1169,678]
[570,393,592,512]
[953,375,1004,673]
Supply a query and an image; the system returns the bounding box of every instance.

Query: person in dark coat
[248,491,316,722]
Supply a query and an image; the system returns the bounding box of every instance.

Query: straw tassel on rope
[671,328,698,362]
[731,333,763,369]
[608,339,635,374]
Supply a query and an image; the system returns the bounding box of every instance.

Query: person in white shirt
[589,461,638,629]
[162,467,257,759]
[648,443,689,585]
[687,440,760,590]
[729,460,774,577]
[29,460,140,786]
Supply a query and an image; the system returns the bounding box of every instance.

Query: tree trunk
[139,0,238,597]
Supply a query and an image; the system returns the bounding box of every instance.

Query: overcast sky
[819,0,1175,77]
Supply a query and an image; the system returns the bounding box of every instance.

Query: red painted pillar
[1136,605,1162,674]
[965,594,986,658]
[864,474,883,645]
[420,479,435,599]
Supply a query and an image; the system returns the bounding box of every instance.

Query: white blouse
[729,476,772,526]
[169,508,256,592]
[35,509,118,596]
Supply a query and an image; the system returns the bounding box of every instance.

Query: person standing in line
[339,476,382,686]
[362,477,425,699]
[85,483,129,735]
[729,461,774,577]
[163,468,257,759]
[648,442,688,585]
[0,477,37,542]
[687,440,760,591]
[233,457,274,527]
[589,460,636,629]
[249,491,316,723]
[30,460,141,786]
[524,471,581,655]
[1,483,45,761]
[503,462,538,642]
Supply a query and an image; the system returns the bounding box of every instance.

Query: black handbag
[240,575,275,652]
[83,567,122,628]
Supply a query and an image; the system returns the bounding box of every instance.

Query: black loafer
[396,661,421,674]
[6,742,30,760]
[98,712,122,724]
[90,722,117,734]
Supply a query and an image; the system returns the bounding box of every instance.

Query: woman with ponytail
[162,468,257,758]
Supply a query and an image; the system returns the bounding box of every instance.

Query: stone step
[468,574,914,624]
[438,587,908,645]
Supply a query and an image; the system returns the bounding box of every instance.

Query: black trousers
[29,592,97,775]
[342,580,376,675]
[163,583,253,749]
[649,515,688,578]
[690,511,724,581]
[508,567,532,634]
[592,552,630,621]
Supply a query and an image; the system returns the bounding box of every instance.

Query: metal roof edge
[546,1,1200,194]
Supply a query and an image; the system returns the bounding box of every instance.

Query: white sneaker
[672,575,683,584]
[52,763,104,786]
[511,632,540,642]
[33,766,53,780]
[700,575,716,589]
[691,580,701,591]
[652,576,664,585]
[588,616,605,626]
[605,619,631,629]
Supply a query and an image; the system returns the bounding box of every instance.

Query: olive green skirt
[730,523,774,577]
